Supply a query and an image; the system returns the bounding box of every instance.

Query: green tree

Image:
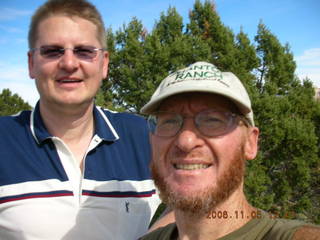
[187,1,260,97]
[234,29,260,92]
[253,23,319,223]
[95,28,121,111]
[188,0,237,71]
[104,7,211,111]
[0,89,32,116]
[98,0,320,224]
[255,22,296,95]
[111,18,149,110]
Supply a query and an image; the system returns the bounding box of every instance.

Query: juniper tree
[0,89,31,116]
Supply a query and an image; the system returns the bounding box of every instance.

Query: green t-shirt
[140,211,312,240]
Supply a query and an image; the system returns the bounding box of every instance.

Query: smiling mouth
[57,79,82,83]
[174,163,211,170]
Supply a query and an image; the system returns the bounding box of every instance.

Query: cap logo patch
[165,63,229,88]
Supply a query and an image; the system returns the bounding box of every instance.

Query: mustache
[169,148,209,161]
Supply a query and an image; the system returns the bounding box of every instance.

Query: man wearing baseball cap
[140,62,319,239]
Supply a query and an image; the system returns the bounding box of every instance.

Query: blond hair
[28,0,106,49]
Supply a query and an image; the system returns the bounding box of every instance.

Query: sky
[0,0,319,107]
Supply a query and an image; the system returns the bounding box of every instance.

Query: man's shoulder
[139,214,320,240]
[0,110,31,130]
[262,217,310,240]
[247,212,320,240]
[219,212,316,240]
[140,223,177,240]
[98,107,145,120]
[291,225,320,240]
[96,107,147,129]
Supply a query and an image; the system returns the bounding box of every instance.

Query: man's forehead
[36,15,99,43]
[158,92,239,112]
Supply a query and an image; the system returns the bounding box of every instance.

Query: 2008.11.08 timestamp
[206,210,263,219]
[206,210,296,220]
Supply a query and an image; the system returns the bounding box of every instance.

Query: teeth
[174,164,210,170]
[60,79,81,83]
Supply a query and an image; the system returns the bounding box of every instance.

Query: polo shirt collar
[30,102,119,144]
[93,106,119,142]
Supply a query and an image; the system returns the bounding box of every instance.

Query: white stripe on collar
[96,106,120,140]
[30,108,40,144]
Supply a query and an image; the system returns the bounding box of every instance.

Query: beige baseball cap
[141,61,254,126]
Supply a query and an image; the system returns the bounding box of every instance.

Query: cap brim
[140,86,251,115]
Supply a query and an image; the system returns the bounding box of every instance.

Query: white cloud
[0,62,38,106]
[0,81,39,107]
[295,48,320,66]
[295,48,320,87]
[0,8,32,21]
[0,63,27,80]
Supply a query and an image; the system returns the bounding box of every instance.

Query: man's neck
[39,100,95,167]
[175,188,256,240]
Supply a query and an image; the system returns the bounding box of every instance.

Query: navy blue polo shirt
[0,103,160,240]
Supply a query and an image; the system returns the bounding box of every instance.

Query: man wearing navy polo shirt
[0,0,169,239]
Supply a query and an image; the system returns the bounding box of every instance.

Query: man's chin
[167,187,222,216]
[151,146,246,216]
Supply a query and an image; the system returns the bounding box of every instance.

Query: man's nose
[174,119,204,152]
[58,49,79,71]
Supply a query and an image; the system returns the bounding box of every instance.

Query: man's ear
[244,127,259,160]
[28,51,35,79]
[102,51,109,79]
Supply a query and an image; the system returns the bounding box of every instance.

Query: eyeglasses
[148,109,248,138]
[30,45,105,61]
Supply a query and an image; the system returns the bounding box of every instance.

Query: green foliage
[106,7,211,112]
[245,154,274,210]
[255,22,296,94]
[187,0,237,71]
[99,0,320,223]
[0,89,32,116]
